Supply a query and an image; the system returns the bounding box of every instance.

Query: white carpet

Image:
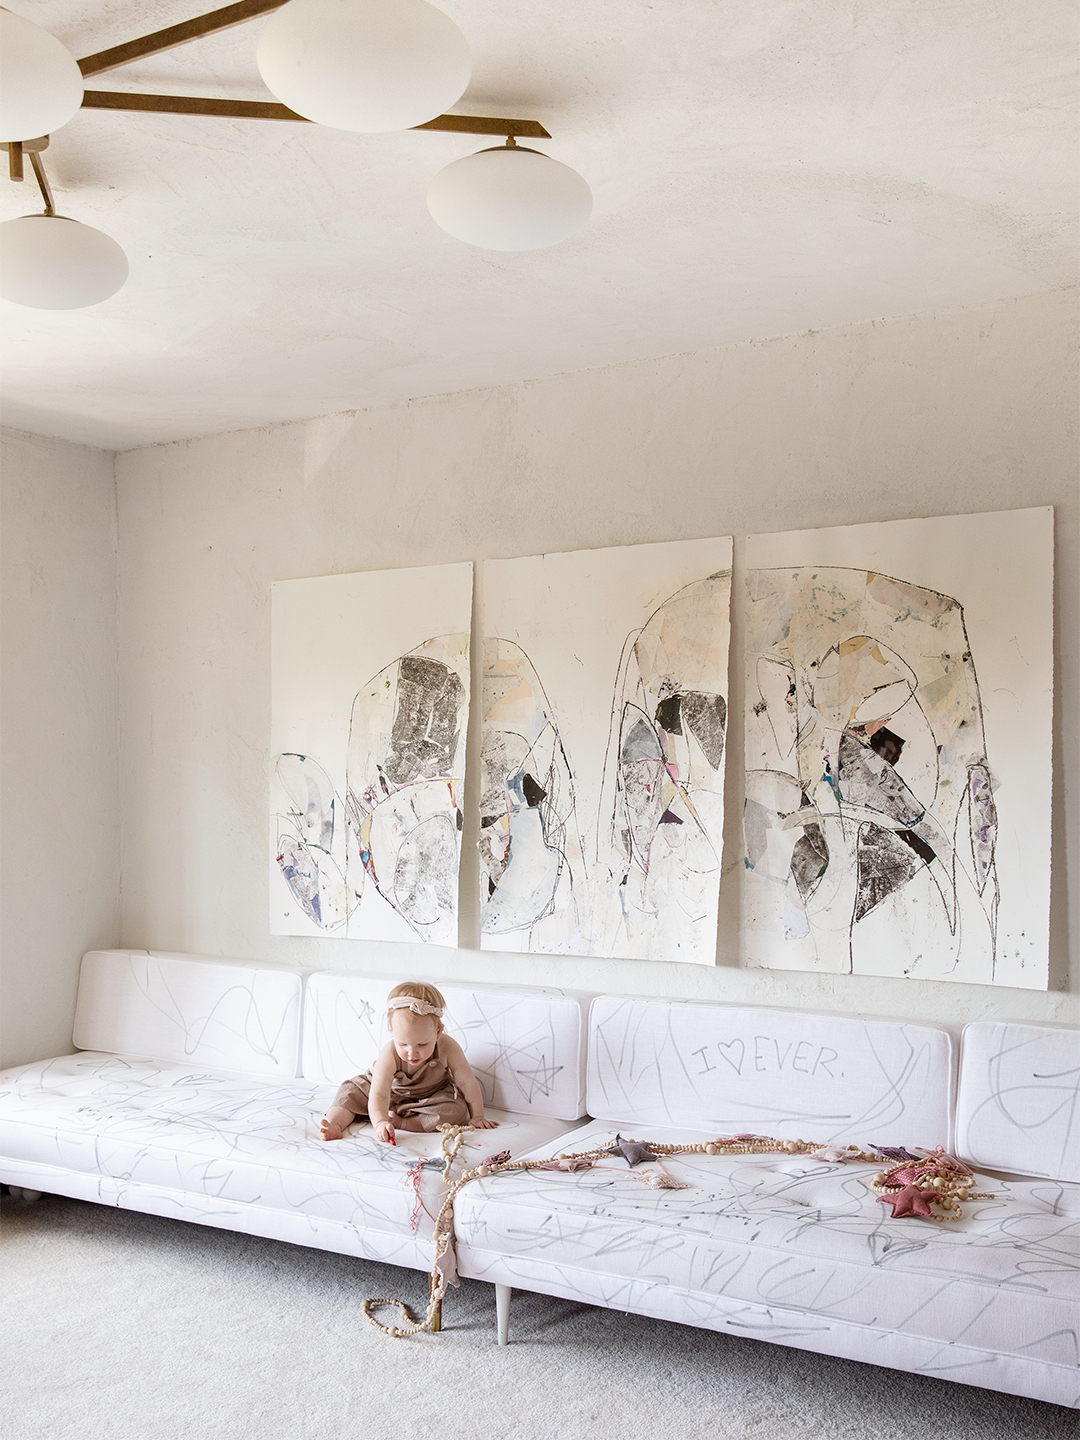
[2,1190,1073,1440]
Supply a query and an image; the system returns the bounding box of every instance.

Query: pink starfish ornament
[877,1184,936,1220]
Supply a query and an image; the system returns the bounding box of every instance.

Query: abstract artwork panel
[481,537,733,964]
[270,562,472,944]
[744,508,1053,988]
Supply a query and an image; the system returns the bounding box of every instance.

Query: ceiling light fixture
[1,0,592,310]
[0,139,128,308]
[256,0,472,133]
[0,8,84,142]
[427,138,593,251]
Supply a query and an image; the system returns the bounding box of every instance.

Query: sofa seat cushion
[0,1053,580,1244]
[454,1121,1080,1373]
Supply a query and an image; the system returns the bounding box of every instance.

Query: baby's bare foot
[320,1117,346,1141]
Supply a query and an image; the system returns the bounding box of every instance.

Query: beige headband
[387,996,443,1018]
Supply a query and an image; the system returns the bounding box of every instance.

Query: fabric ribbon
[388,996,443,1018]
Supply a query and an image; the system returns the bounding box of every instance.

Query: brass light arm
[413,114,550,140]
[81,91,305,122]
[80,91,551,139]
[78,0,288,77]
[29,151,56,214]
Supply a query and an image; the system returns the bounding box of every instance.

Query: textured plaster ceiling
[1,1,1077,450]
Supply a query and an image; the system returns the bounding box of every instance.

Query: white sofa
[0,951,589,1273]
[1,953,1076,1409]
[456,996,1079,1408]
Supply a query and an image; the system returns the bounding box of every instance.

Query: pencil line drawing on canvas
[275,633,469,944]
[480,544,732,965]
[744,565,1001,983]
[596,572,730,961]
[271,561,472,946]
[344,636,468,940]
[478,637,586,943]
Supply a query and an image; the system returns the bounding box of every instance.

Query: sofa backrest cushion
[587,996,955,1149]
[302,971,589,1121]
[73,951,304,1080]
[954,1021,1080,1181]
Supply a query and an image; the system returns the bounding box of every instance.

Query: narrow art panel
[270,562,472,945]
[744,508,1053,989]
[481,537,733,965]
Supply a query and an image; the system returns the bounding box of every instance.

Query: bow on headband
[387,997,443,1018]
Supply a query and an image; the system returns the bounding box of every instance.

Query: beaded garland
[870,1147,995,1221]
[360,1127,993,1339]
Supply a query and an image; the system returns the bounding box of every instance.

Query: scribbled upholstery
[303,970,589,1120]
[955,1021,1080,1183]
[0,1053,575,1267]
[586,995,954,1146]
[73,950,304,1078]
[0,952,587,1270]
[455,998,1079,1408]
[2,957,1076,1406]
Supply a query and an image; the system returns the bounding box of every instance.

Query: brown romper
[332,1037,471,1133]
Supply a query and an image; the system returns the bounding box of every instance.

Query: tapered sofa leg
[495,1284,511,1345]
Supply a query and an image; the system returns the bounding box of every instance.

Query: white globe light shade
[0,215,128,308]
[427,147,592,251]
[257,0,471,133]
[0,10,84,142]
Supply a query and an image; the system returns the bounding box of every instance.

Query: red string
[405,1160,437,1233]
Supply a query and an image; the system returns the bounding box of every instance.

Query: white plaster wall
[0,430,120,1066]
[115,288,1079,1032]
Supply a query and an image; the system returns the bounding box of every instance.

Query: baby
[319,981,499,1143]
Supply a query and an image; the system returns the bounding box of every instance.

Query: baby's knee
[331,1078,370,1117]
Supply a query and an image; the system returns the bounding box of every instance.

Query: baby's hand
[375,1120,396,1144]
[472,1116,499,1129]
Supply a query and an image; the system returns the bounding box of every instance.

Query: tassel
[645,1171,689,1189]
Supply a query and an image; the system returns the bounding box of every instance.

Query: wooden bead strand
[869,1152,995,1221]
[362,1130,990,1335]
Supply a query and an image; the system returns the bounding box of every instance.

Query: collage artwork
[271,508,1053,989]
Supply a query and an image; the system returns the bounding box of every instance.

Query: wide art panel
[270,562,472,945]
[480,537,732,964]
[744,508,1053,989]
